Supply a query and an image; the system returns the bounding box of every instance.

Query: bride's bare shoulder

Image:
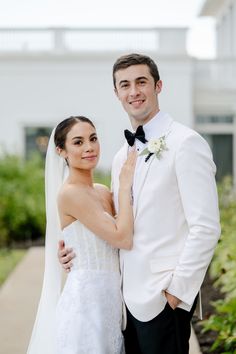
[94,183,112,200]
[94,183,114,215]
[58,183,86,205]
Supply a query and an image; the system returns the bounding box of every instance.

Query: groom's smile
[129,99,145,108]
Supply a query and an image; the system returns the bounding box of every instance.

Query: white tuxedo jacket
[111,113,220,322]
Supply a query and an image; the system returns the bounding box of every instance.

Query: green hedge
[202,177,236,353]
[0,154,45,247]
[94,170,111,188]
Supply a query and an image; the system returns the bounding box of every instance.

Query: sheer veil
[27,127,68,354]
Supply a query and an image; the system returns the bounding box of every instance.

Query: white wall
[0,43,193,170]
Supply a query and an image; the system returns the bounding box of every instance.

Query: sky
[0,0,216,58]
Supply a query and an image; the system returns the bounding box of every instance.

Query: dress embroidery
[55,220,125,354]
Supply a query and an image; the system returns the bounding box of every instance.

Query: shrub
[201,177,236,353]
[94,169,111,187]
[0,154,45,246]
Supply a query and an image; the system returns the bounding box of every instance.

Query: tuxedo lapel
[132,115,174,219]
[115,114,173,218]
[133,154,155,218]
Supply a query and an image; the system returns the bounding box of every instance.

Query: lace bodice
[62,218,120,273]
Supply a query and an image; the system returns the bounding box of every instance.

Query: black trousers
[123,297,198,354]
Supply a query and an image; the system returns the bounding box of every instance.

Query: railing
[0,27,187,55]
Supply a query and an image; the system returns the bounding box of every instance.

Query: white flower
[140,136,168,162]
[148,138,162,153]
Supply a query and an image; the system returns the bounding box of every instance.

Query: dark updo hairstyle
[54,116,95,149]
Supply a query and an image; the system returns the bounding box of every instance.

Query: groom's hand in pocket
[164,291,181,310]
[58,240,76,272]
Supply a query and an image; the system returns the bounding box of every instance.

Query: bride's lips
[82,155,97,161]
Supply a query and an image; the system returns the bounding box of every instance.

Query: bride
[27,116,136,354]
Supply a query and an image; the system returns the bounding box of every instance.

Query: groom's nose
[129,83,140,96]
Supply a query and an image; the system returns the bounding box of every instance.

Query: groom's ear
[155,80,162,94]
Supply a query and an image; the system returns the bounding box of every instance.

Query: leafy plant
[94,169,111,187]
[0,154,45,246]
[201,177,236,353]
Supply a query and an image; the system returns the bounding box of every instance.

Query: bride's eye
[74,140,83,145]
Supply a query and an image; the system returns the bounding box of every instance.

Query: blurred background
[0,0,236,353]
[1,0,235,176]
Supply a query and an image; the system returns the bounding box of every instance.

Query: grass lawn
[0,249,26,286]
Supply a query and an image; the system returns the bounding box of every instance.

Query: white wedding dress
[55,218,125,354]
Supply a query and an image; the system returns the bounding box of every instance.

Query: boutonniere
[140,136,168,162]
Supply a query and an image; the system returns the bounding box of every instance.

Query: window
[196,115,233,124]
[25,127,52,158]
[202,134,233,181]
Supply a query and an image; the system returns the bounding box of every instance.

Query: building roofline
[0,26,188,32]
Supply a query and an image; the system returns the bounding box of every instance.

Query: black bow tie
[124,125,147,146]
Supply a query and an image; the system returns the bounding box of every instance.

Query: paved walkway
[0,247,202,354]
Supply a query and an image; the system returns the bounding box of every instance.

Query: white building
[0,0,235,181]
[195,0,236,181]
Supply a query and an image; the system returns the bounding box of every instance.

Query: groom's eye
[137,79,147,85]
[120,82,129,89]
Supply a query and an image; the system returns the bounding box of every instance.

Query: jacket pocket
[149,255,179,273]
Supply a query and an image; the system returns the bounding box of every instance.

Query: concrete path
[0,247,202,354]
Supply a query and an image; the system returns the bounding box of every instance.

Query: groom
[58,53,220,353]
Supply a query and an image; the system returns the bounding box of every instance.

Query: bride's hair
[54,116,95,149]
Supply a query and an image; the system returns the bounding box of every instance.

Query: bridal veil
[27,127,67,354]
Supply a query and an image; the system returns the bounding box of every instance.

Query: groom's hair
[54,116,95,149]
[112,53,160,88]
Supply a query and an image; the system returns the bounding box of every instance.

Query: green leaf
[139,148,149,156]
